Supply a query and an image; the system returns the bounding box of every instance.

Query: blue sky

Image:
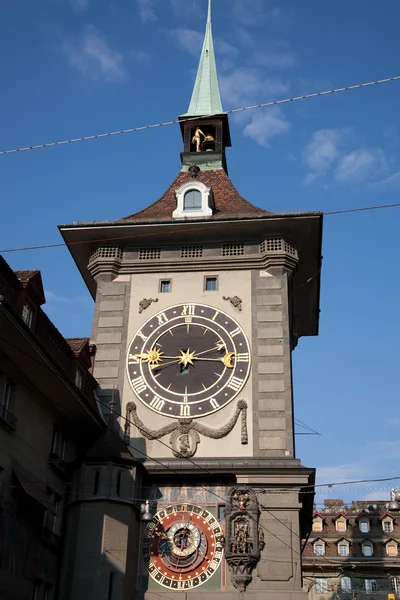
[1,0,400,505]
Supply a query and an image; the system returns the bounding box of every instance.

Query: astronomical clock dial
[143,504,224,590]
[126,303,251,419]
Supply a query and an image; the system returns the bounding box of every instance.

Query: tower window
[94,470,100,495]
[183,189,202,211]
[159,280,171,293]
[205,277,218,291]
[22,303,34,328]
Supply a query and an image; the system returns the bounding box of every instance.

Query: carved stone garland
[124,400,248,458]
[225,486,264,592]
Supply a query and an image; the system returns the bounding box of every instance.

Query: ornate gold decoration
[124,399,248,458]
[223,296,242,311]
[223,351,236,369]
[191,128,215,152]
[138,297,158,314]
[178,348,196,368]
[135,347,164,368]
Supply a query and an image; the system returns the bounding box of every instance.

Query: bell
[141,500,153,522]
[389,500,400,512]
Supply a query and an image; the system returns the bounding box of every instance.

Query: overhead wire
[1,201,400,255]
[0,75,399,157]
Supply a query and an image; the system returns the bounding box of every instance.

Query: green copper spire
[181,0,224,117]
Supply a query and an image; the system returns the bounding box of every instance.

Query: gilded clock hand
[193,353,235,368]
[193,342,227,358]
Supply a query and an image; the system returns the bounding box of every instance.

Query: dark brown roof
[14,270,40,283]
[66,338,90,355]
[119,170,272,223]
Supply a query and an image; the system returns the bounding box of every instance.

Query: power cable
[0,75,399,157]
[2,201,400,255]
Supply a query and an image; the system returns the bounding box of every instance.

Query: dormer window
[183,189,202,211]
[383,518,394,533]
[22,303,34,328]
[173,181,214,219]
[385,540,398,557]
[312,516,323,532]
[361,540,374,556]
[359,518,370,533]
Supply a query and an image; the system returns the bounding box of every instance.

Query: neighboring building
[303,498,400,599]
[57,1,322,599]
[0,256,104,600]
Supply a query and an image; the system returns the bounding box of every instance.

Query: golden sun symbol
[136,347,164,367]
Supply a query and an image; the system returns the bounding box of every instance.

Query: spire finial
[207,0,212,23]
[180,0,223,117]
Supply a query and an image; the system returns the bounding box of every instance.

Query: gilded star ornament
[179,348,196,368]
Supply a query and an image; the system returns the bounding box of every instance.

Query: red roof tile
[66,338,90,355]
[14,270,40,283]
[118,170,271,222]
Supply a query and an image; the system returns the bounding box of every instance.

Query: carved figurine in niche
[191,127,216,152]
[225,486,263,593]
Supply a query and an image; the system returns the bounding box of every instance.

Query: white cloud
[243,107,290,146]
[251,49,298,69]
[220,67,289,108]
[316,463,368,485]
[303,129,343,184]
[70,0,90,10]
[372,170,400,189]
[335,148,389,183]
[136,0,157,23]
[168,28,204,57]
[62,26,128,83]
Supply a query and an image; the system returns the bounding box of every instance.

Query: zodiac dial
[143,504,224,590]
[126,303,251,418]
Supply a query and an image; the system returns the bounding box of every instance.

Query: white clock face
[126,303,251,419]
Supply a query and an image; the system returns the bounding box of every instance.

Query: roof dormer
[173,180,215,220]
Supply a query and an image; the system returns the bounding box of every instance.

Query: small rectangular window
[205,277,218,291]
[94,470,100,495]
[108,572,115,600]
[218,505,226,520]
[313,520,322,531]
[116,472,122,497]
[75,369,83,389]
[314,544,324,556]
[336,520,346,532]
[60,438,66,461]
[339,544,348,556]
[315,578,328,593]
[159,280,171,293]
[365,579,377,593]
[384,520,393,532]
[387,544,397,556]
[51,426,59,455]
[1,378,13,410]
[341,577,352,592]
[22,303,34,328]
[359,520,369,532]
[391,577,400,593]
[363,544,373,556]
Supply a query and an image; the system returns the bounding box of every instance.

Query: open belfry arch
[59,1,323,598]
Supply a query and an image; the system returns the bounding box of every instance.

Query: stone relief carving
[124,400,248,458]
[225,486,263,592]
[223,295,242,311]
[138,298,158,314]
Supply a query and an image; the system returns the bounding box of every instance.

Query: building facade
[0,256,104,600]
[303,499,400,599]
[57,1,322,599]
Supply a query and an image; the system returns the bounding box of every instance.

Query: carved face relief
[126,303,251,419]
[143,504,225,590]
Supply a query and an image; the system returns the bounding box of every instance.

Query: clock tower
[59,1,323,599]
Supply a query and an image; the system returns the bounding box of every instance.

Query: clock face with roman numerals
[126,303,251,419]
[143,504,224,590]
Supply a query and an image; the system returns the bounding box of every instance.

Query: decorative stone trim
[138,298,158,314]
[223,295,242,311]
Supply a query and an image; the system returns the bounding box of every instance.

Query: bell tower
[179,0,231,173]
[59,1,323,599]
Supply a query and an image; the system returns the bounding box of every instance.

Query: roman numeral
[131,376,147,394]
[157,313,168,326]
[209,398,219,410]
[180,404,191,417]
[128,353,139,365]
[230,327,241,338]
[212,310,219,321]
[149,396,165,412]
[137,331,148,342]
[228,376,244,392]
[237,353,249,362]
[181,304,196,317]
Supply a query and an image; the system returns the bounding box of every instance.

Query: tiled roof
[66,338,90,355]
[14,270,40,283]
[118,170,272,223]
